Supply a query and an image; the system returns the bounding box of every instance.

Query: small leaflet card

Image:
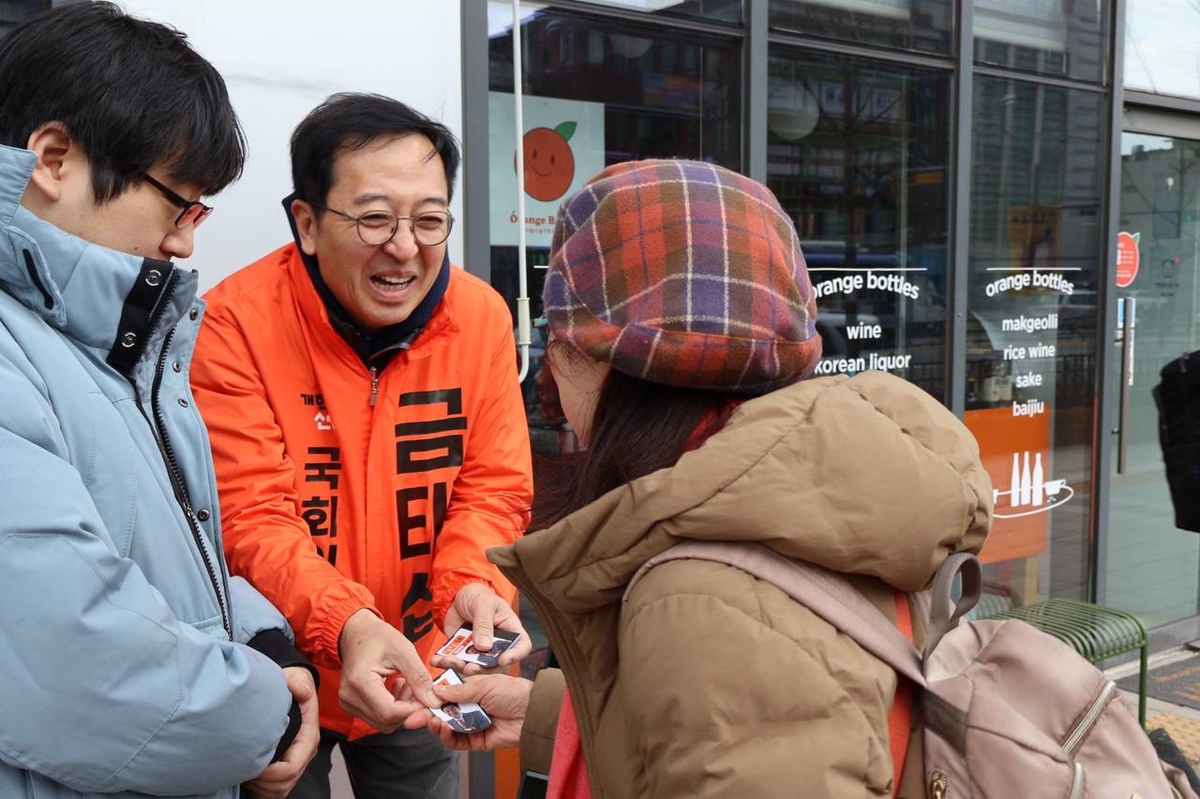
[436,625,521,668]
[431,669,492,734]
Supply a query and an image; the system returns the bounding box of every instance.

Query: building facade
[467,0,1200,655]
[12,0,1197,661]
[8,1,1200,793]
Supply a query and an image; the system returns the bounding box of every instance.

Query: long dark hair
[530,364,741,531]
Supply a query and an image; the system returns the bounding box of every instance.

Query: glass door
[1105,128,1200,628]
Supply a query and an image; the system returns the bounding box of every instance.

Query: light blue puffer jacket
[0,144,293,797]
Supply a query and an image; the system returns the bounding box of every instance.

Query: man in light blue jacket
[0,4,319,798]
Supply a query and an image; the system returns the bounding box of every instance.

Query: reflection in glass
[489,3,744,661]
[0,0,46,38]
[488,2,742,440]
[489,7,741,172]
[1105,132,1200,628]
[974,0,1108,83]
[566,0,742,24]
[769,0,952,56]
[766,49,952,400]
[964,76,1105,606]
[1124,0,1200,100]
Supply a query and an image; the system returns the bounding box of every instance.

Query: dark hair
[530,362,741,530]
[0,2,245,202]
[291,93,461,206]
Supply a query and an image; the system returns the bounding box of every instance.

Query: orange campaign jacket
[191,243,533,738]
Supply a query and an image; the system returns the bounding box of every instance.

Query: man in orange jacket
[192,93,534,799]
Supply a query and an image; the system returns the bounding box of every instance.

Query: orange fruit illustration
[518,122,576,202]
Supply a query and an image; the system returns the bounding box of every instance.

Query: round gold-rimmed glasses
[310,203,454,247]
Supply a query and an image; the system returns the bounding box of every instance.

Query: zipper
[1062,680,1116,757]
[365,335,418,408]
[929,770,947,799]
[22,249,53,309]
[1067,763,1085,799]
[133,270,232,640]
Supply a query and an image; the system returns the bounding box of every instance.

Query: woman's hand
[402,673,533,751]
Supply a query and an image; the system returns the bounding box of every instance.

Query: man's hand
[432,584,532,675]
[338,609,438,732]
[244,666,319,799]
[406,673,532,751]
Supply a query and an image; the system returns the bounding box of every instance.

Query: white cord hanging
[512,0,532,383]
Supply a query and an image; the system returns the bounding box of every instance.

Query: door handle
[1117,297,1136,474]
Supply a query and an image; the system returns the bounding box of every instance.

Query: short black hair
[0,1,245,202]
[291,93,460,206]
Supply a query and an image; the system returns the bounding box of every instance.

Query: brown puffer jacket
[491,371,993,799]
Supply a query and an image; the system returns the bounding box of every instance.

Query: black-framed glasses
[309,202,454,247]
[141,173,212,229]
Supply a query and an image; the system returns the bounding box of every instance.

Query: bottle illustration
[995,449,1073,517]
[1020,452,1032,506]
[1010,453,1022,507]
[1032,453,1044,506]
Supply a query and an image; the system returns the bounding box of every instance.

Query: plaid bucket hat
[542,159,822,395]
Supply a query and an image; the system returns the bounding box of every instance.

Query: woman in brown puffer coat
[409,159,993,799]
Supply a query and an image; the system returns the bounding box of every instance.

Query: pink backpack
[626,541,1198,799]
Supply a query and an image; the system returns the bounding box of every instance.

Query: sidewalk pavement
[1108,647,1200,767]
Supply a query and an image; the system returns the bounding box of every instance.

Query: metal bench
[987,597,1148,726]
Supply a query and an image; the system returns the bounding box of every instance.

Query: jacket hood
[492,371,993,613]
[0,144,196,365]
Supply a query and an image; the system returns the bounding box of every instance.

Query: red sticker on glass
[1116,231,1140,288]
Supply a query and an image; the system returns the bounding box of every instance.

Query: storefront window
[0,0,47,37]
[1105,131,1200,627]
[489,3,744,663]
[974,0,1108,84]
[567,0,742,24]
[964,76,1105,605]
[1124,0,1200,100]
[769,0,953,56]
[488,3,742,441]
[767,49,952,400]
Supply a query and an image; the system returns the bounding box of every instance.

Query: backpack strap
[924,552,982,653]
[623,540,926,685]
[624,542,992,798]
[889,593,914,798]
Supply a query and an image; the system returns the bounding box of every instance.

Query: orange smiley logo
[517,122,577,202]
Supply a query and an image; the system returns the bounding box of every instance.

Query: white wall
[112,6,474,794]
[118,0,464,292]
